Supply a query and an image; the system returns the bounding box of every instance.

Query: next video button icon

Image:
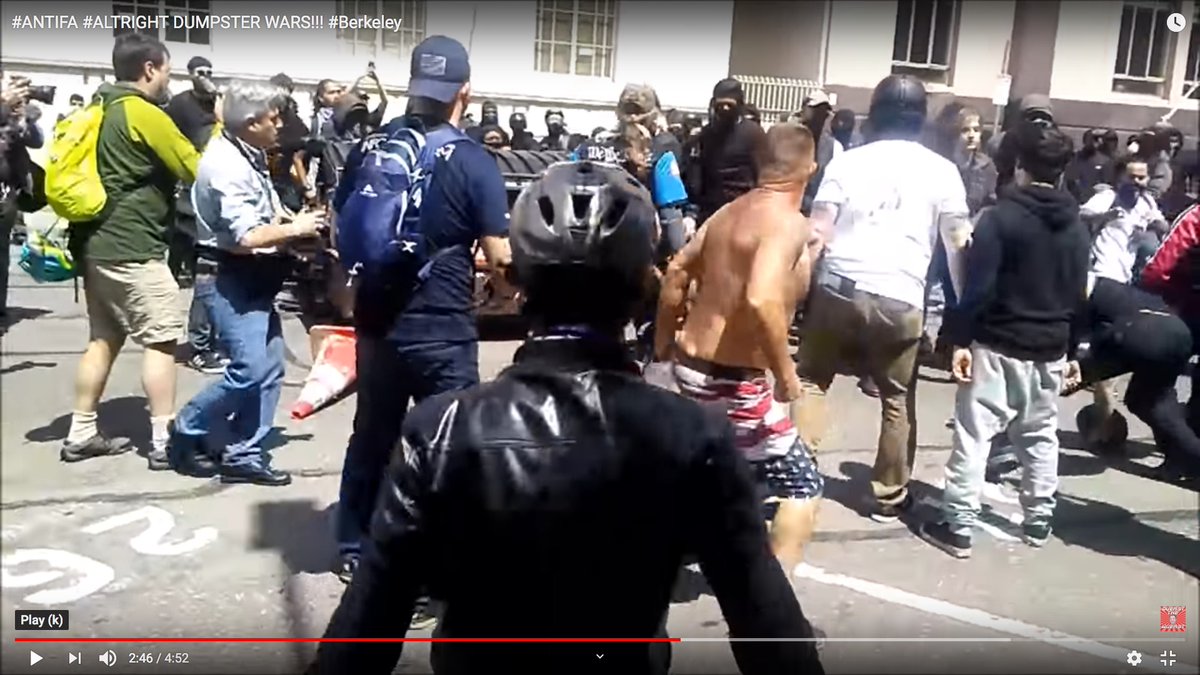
[1160,651,1177,667]
[14,609,70,630]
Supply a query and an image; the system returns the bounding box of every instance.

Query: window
[1112,0,1175,96]
[112,0,211,45]
[335,0,426,61]
[1185,4,1200,98]
[534,0,618,78]
[891,0,960,84]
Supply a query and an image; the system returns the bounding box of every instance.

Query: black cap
[186,56,212,73]
[408,35,470,103]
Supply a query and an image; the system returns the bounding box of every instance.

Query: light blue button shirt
[191,133,282,253]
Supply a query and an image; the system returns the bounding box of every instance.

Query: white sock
[151,415,172,454]
[67,411,98,445]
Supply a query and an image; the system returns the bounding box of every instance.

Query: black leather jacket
[314,337,822,675]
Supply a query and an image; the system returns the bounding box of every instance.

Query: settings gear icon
[1127,650,1143,666]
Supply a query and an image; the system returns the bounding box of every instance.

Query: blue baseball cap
[408,35,470,103]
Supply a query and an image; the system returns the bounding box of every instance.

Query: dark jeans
[175,256,289,467]
[335,335,480,554]
[188,263,218,356]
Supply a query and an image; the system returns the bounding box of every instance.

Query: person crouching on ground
[919,122,1090,558]
[171,81,325,486]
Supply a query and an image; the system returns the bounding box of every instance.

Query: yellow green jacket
[70,82,200,264]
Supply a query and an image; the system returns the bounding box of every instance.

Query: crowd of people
[0,26,1198,675]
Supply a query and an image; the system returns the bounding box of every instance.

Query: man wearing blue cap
[330,35,513,619]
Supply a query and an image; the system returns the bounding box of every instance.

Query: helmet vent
[537,195,556,229]
[571,193,593,221]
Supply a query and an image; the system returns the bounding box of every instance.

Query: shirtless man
[655,123,823,574]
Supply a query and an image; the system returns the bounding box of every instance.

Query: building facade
[730,0,1200,137]
[1,0,1196,144]
[0,0,734,142]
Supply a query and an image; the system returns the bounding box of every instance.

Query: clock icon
[1167,12,1186,33]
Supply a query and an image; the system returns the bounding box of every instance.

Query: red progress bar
[14,634,681,638]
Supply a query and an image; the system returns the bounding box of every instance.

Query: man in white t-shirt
[1082,155,1168,287]
[792,75,972,523]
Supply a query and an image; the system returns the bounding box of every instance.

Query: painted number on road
[1,548,116,605]
[81,506,218,556]
[1,506,217,605]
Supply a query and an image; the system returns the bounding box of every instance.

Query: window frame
[333,0,428,62]
[1111,0,1178,97]
[890,0,961,85]
[533,0,619,79]
[111,0,212,45]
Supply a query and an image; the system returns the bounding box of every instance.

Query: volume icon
[99,650,116,667]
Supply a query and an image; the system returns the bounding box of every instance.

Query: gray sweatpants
[944,344,1065,537]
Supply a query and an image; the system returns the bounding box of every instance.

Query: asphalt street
[2,257,1197,675]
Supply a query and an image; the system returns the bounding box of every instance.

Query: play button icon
[30,651,42,666]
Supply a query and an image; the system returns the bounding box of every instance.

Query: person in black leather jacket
[311,161,824,675]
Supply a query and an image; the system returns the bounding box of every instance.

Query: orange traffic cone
[291,326,357,420]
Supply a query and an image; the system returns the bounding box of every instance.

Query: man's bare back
[671,190,812,371]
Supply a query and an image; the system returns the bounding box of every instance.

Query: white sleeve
[938,164,969,216]
[1081,190,1115,216]
[813,156,845,206]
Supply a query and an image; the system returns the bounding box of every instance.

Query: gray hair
[221,80,288,131]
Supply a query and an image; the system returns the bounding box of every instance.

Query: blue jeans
[187,270,218,355]
[175,258,287,467]
[335,335,479,554]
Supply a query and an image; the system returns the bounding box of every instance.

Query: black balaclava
[831,108,856,148]
[510,112,528,134]
[710,78,745,128]
[545,110,566,137]
[1100,129,1119,158]
[480,124,509,149]
[481,101,499,127]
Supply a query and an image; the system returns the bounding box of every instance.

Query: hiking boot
[188,351,227,374]
[870,493,912,524]
[1022,522,1053,548]
[60,435,134,463]
[918,521,972,559]
[337,552,360,585]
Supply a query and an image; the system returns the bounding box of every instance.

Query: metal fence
[732,75,825,121]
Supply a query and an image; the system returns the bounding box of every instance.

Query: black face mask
[547,122,564,136]
[482,107,499,126]
[511,116,527,133]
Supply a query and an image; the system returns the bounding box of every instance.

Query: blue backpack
[335,120,468,289]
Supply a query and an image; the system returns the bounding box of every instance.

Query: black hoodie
[944,184,1090,361]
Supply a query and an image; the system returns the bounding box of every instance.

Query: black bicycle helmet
[510,161,658,291]
[868,74,927,140]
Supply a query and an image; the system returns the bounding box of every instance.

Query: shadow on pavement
[25,395,152,450]
[670,565,713,604]
[0,306,51,334]
[1053,492,1200,579]
[251,499,338,671]
[0,359,56,375]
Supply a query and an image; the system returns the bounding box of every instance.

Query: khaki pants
[83,259,184,347]
[793,278,924,507]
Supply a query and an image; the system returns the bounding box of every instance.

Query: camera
[27,84,56,105]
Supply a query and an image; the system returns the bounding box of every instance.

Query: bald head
[757,122,816,188]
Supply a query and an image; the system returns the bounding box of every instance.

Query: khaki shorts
[83,259,183,347]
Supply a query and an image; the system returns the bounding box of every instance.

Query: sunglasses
[193,69,213,78]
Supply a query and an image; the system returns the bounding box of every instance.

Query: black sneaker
[918,521,972,559]
[870,493,912,523]
[858,376,881,398]
[337,552,360,585]
[188,351,227,374]
[410,600,438,631]
[220,462,292,486]
[147,448,171,471]
[1022,522,1052,547]
[60,435,134,463]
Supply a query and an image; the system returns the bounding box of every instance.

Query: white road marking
[794,563,1197,674]
[1,548,115,605]
[81,506,217,556]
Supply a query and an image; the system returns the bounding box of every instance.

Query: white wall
[951,0,1015,98]
[1050,0,1198,110]
[824,0,897,89]
[1,0,729,138]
